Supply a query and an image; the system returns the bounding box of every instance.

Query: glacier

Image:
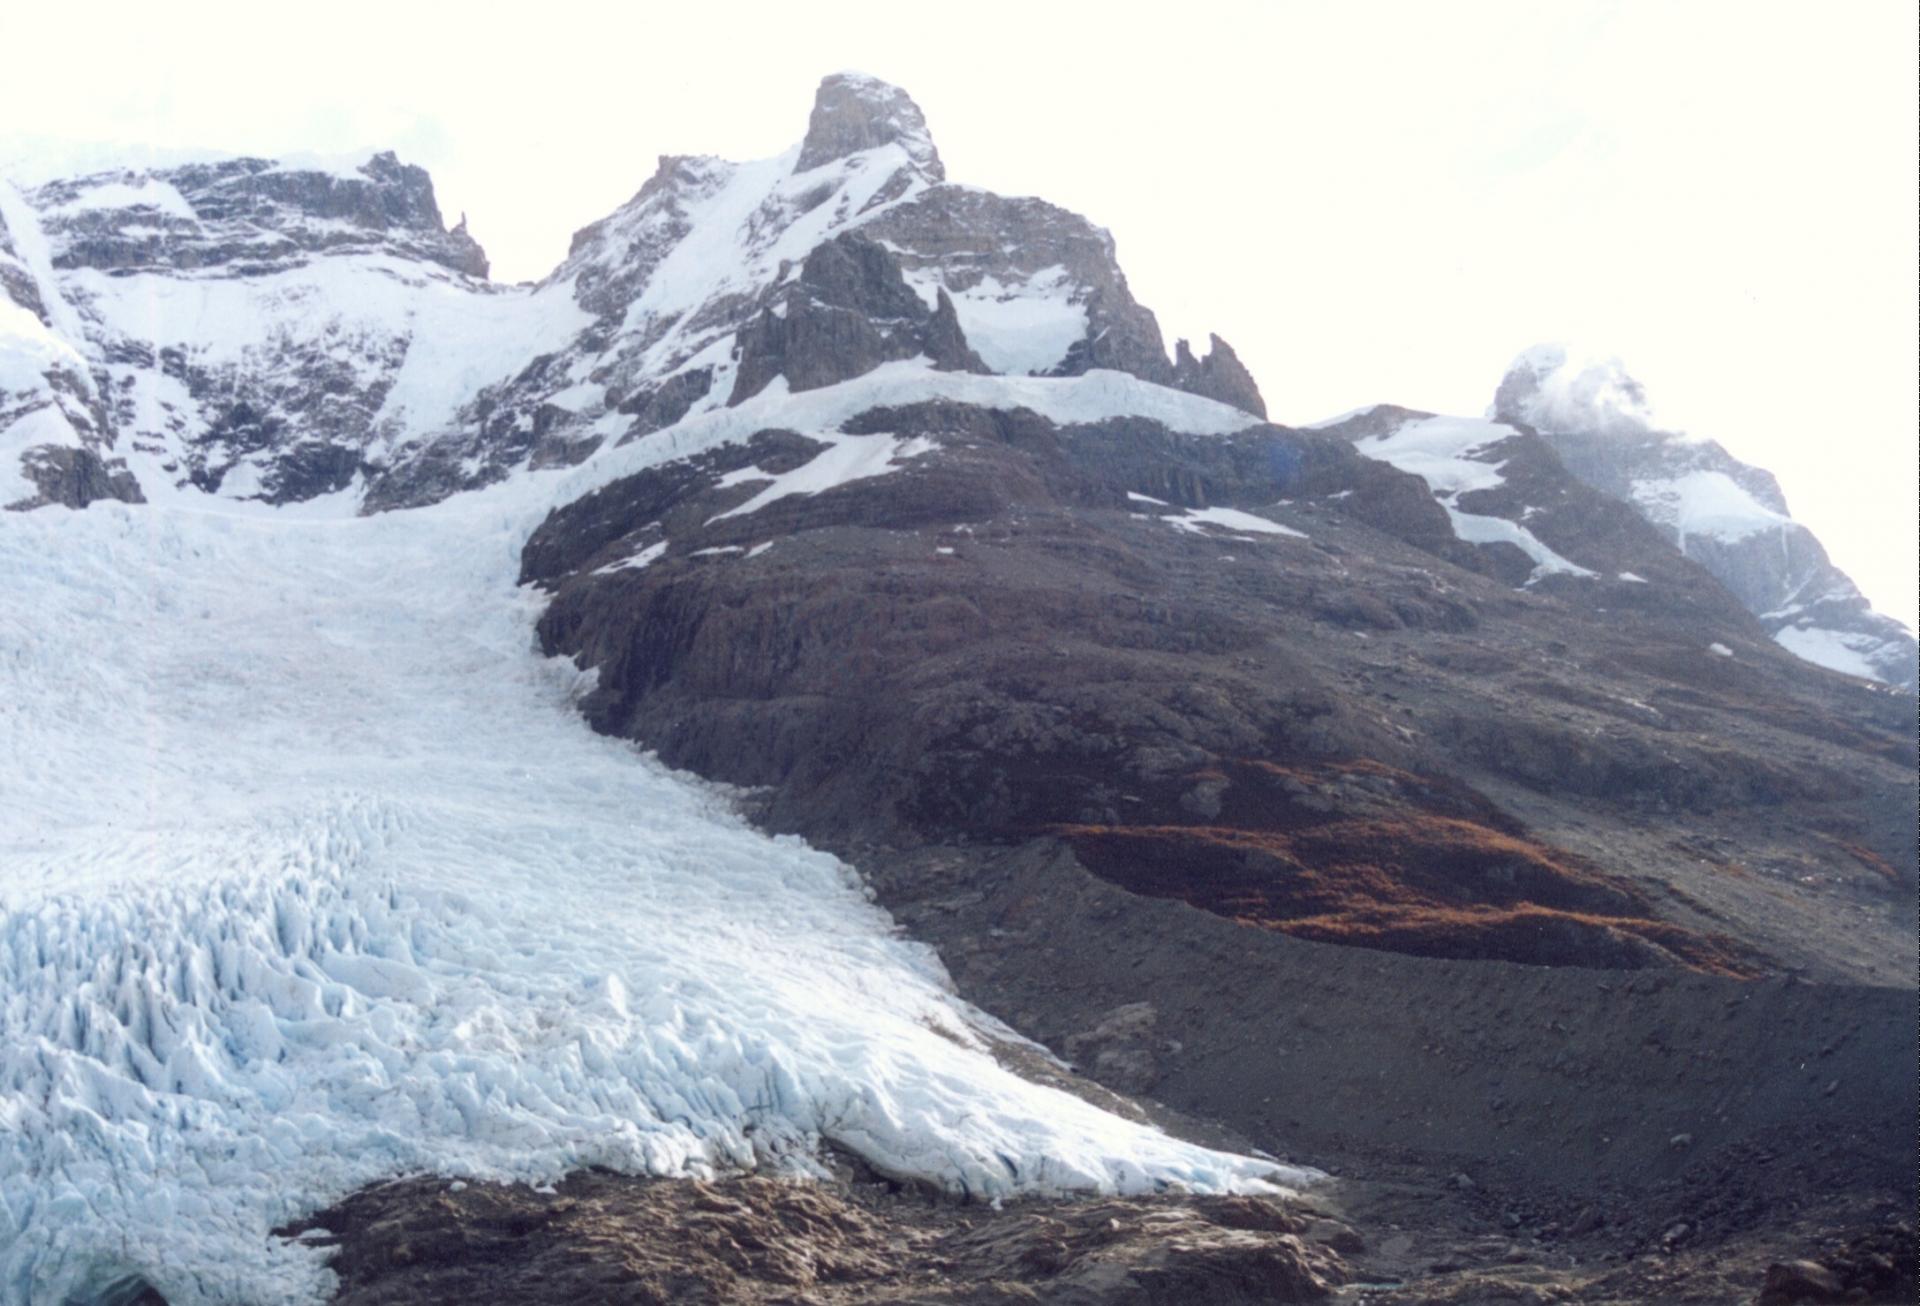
[0,457,1304,1305]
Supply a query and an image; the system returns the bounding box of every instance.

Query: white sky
[3,0,1913,629]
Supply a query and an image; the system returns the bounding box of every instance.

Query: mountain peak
[1491,343,1659,438]
[796,72,943,180]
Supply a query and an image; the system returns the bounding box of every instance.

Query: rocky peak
[796,73,944,180]
[1492,344,1660,443]
[1172,333,1266,418]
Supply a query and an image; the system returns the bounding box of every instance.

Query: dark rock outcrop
[523,393,1912,989]
[730,233,986,402]
[796,71,946,179]
[11,444,144,510]
[616,365,714,441]
[1174,333,1267,418]
[865,186,1176,382]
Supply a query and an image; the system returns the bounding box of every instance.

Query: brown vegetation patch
[1052,756,1761,975]
[1816,834,1903,885]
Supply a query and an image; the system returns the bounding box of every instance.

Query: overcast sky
[3,0,1913,628]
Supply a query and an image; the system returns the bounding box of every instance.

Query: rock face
[0,189,137,509]
[729,233,987,402]
[1492,345,1917,691]
[1174,333,1266,417]
[796,71,946,179]
[524,393,1911,982]
[32,151,488,278]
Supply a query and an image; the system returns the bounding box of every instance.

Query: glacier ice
[0,470,1305,1305]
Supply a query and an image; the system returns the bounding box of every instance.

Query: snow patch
[707,432,935,523]
[45,177,196,221]
[1448,509,1596,581]
[903,264,1087,375]
[1165,505,1307,539]
[1773,625,1880,679]
[1631,470,1790,547]
[562,360,1259,515]
[592,539,668,575]
[1355,415,1594,584]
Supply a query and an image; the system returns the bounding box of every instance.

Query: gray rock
[1759,1259,1845,1304]
[8,444,144,510]
[925,288,988,374]
[617,367,714,442]
[795,72,945,179]
[865,186,1174,382]
[1173,333,1267,417]
[730,234,986,402]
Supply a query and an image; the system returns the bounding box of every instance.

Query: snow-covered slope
[0,459,1300,1305]
[0,73,1262,519]
[1493,345,1916,690]
[0,151,538,508]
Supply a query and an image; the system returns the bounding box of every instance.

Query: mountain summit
[797,71,945,177]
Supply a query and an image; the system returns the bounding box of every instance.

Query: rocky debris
[278,1170,1346,1305]
[1174,333,1267,417]
[1760,1259,1847,1303]
[1491,346,1917,691]
[1755,1222,1918,1305]
[1062,1002,1171,1093]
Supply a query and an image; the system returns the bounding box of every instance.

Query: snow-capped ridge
[1490,344,1916,690]
[1,71,1282,518]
